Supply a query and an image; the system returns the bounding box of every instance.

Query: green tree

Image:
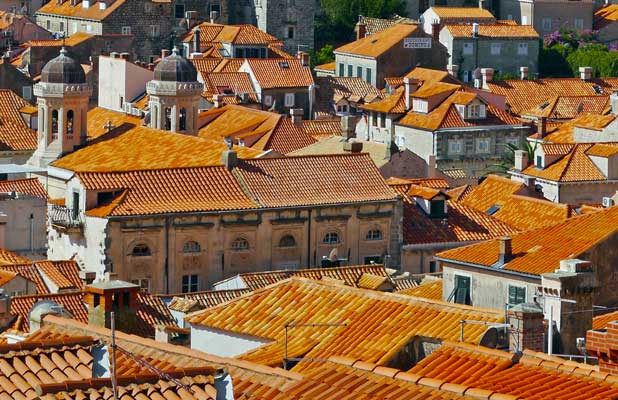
[310,44,335,68]
[487,141,537,176]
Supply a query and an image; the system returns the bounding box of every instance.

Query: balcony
[50,204,83,233]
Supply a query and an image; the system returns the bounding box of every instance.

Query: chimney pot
[297,51,310,67]
[213,94,223,108]
[520,66,529,80]
[222,149,237,171]
[119,52,129,60]
[193,28,200,53]
[514,150,529,171]
[110,52,119,59]
[579,66,592,81]
[343,141,363,153]
[290,108,303,125]
[472,23,479,37]
[431,22,440,41]
[210,10,219,23]
[481,67,494,89]
[355,21,367,40]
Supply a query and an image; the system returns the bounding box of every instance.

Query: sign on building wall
[403,37,432,49]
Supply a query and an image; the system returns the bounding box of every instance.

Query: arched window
[179,107,187,131]
[131,243,151,257]
[366,229,383,241]
[322,231,340,244]
[279,234,296,248]
[66,110,74,135]
[165,107,172,130]
[183,240,201,253]
[231,237,249,251]
[51,109,59,138]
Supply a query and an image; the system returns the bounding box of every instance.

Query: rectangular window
[491,42,501,55]
[86,24,92,33]
[429,261,437,273]
[182,274,199,293]
[429,199,446,218]
[364,256,383,264]
[287,26,294,39]
[541,17,552,31]
[463,42,473,55]
[121,26,131,35]
[59,22,64,32]
[210,3,221,13]
[449,141,462,153]
[518,43,528,55]
[131,279,150,292]
[508,285,526,305]
[453,275,471,305]
[72,191,80,220]
[174,4,185,18]
[144,2,152,12]
[574,17,584,30]
[366,68,372,83]
[264,95,273,106]
[347,64,353,77]
[468,104,481,118]
[477,139,489,153]
[46,20,50,30]
[536,155,543,168]
[72,22,78,33]
[22,86,32,100]
[357,66,362,78]
[284,93,295,107]
[150,25,160,37]
[338,63,344,77]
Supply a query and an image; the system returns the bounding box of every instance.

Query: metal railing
[49,204,83,229]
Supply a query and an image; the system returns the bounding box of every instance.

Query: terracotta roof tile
[315,76,383,115]
[243,58,313,89]
[77,166,257,217]
[0,271,17,287]
[358,14,416,35]
[536,113,617,144]
[83,107,142,140]
[0,178,47,199]
[35,260,83,291]
[166,289,251,312]
[53,123,262,172]
[301,119,343,139]
[0,89,36,151]
[0,249,30,266]
[28,32,93,47]
[200,72,258,104]
[522,143,611,182]
[492,195,573,230]
[430,6,496,19]
[446,185,474,202]
[586,143,618,157]
[35,0,125,21]
[336,23,420,58]
[235,153,398,208]
[252,117,316,154]
[0,264,46,293]
[187,277,504,370]
[437,206,618,275]
[314,61,335,72]
[593,310,618,330]
[183,22,282,51]
[397,278,443,300]
[10,292,88,333]
[523,95,609,120]
[460,175,524,213]
[444,23,539,38]
[360,86,406,113]
[594,4,618,29]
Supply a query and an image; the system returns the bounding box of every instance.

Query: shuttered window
[508,285,526,305]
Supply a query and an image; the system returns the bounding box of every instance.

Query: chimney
[297,51,310,67]
[447,64,459,78]
[508,303,544,353]
[481,67,494,89]
[611,90,618,115]
[213,94,223,108]
[343,141,363,153]
[119,52,129,60]
[214,369,235,400]
[210,10,219,23]
[290,108,303,125]
[355,20,366,40]
[514,150,529,171]
[579,66,592,81]
[341,115,356,138]
[403,77,419,111]
[431,22,440,41]
[520,66,529,80]
[193,28,200,53]
[537,116,547,139]
[84,281,140,333]
[479,0,485,8]
[498,237,512,265]
[161,49,171,58]
[472,23,479,38]
[110,52,119,59]
[428,155,437,178]
[222,148,237,171]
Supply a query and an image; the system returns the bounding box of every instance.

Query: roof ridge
[0,335,95,354]
[75,164,230,175]
[12,290,85,299]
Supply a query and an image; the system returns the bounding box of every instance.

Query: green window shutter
[509,285,526,305]
[454,276,471,305]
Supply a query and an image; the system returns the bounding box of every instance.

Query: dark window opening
[508,285,526,306]
[66,110,74,135]
[179,107,187,131]
[451,275,471,305]
[174,3,185,18]
[279,234,296,248]
[429,199,446,218]
[132,244,151,257]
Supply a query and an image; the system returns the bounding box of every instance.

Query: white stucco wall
[213,276,248,290]
[190,324,273,357]
[395,125,435,162]
[98,56,154,112]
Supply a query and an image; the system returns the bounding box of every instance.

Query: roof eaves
[435,255,543,279]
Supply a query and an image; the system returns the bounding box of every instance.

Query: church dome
[153,47,198,82]
[41,47,86,84]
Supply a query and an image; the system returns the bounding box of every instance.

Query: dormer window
[429,199,446,218]
[412,98,428,113]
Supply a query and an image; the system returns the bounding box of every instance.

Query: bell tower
[28,48,91,168]
[147,47,203,135]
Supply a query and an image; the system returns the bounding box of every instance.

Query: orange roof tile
[166,289,251,312]
[437,206,618,275]
[0,270,17,286]
[336,23,420,58]
[460,175,524,213]
[492,195,573,230]
[486,78,618,116]
[235,153,398,208]
[523,95,609,119]
[243,58,313,88]
[35,0,126,21]
[36,260,83,290]
[522,143,612,182]
[183,22,282,51]
[412,82,460,99]
[360,86,406,113]
[314,61,335,71]
[0,263,47,293]
[0,89,37,151]
[301,119,343,139]
[446,185,474,202]
[10,292,88,332]
[430,6,496,20]
[444,23,539,38]
[593,310,618,330]
[594,4,618,29]
[187,277,504,370]
[251,117,316,154]
[404,67,452,83]
[201,72,258,104]
[0,178,47,199]
[587,143,618,157]
[84,107,142,140]
[52,124,262,172]
[28,32,94,47]
[315,76,383,114]
[398,278,443,300]
[0,249,30,266]
[77,166,257,217]
[536,113,617,144]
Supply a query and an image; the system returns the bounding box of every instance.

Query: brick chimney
[84,280,140,333]
[541,259,596,355]
[514,149,529,171]
[290,108,303,125]
[297,51,310,67]
[520,66,529,80]
[431,22,440,41]
[193,28,201,53]
[508,303,544,353]
[579,66,592,81]
[498,237,512,265]
[537,116,547,139]
[355,20,366,40]
[588,321,618,374]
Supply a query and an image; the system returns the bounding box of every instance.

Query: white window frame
[574,17,584,30]
[284,93,295,107]
[518,43,528,56]
[121,26,131,35]
[449,140,462,154]
[476,138,490,153]
[468,104,481,118]
[131,278,150,292]
[541,17,552,31]
[264,95,273,106]
[182,274,199,293]
[86,24,93,33]
[149,25,159,37]
[490,42,501,56]
[463,42,473,55]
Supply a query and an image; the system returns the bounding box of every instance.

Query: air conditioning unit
[123,102,132,114]
[602,197,615,208]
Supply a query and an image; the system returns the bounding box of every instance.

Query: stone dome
[41,47,86,84]
[153,47,198,82]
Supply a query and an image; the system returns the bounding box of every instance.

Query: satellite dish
[328,248,338,262]
[479,326,498,348]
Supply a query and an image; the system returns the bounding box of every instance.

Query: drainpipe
[306,209,312,267]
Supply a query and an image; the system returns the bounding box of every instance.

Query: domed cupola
[40,47,86,84]
[153,47,199,82]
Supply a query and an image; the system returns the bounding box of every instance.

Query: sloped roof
[360,86,406,113]
[0,89,37,151]
[251,117,316,154]
[429,6,496,20]
[444,23,539,38]
[523,95,609,119]
[315,76,383,115]
[167,289,251,312]
[183,22,282,48]
[243,58,314,88]
[36,0,125,20]
[593,310,618,330]
[460,175,525,213]
[200,72,258,104]
[397,278,443,300]
[534,113,617,143]
[358,14,417,36]
[0,249,30,265]
[437,206,618,275]
[186,277,504,370]
[0,178,47,199]
[492,195,573,230]
[336,23,420,58]
[594,4,618,30]
[288,136,392,168]
[84,106,143,139]
[301,119,343,140]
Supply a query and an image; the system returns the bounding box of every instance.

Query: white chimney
[520,66,529,80]
[210,10,219,23]
[611,90,618,115]
[290,108,303,125]
[514,150,528,171]
[472,23,479,37]
[579,66,592,81]
[481,67,494,89]
[447,64,459,78]
[404,77,412,111]
[213,94,223,108]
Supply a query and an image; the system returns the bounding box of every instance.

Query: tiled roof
[0,178,47,199]
[535,113,617,144]
[0,270,17,286]
[460,175,524,213]
[594,4,618,29]
[492,195,573,230]
[412,82,460,99]
[183,22,282,49]
[430,6,496,20]
[387,177,450,189]
[0,249,30,266]
[588,142,618,157]
[0,89,37,151]
[84,107,143,140]
[200,72,258,104]
[405,67,453,83]
[28,32,94,47]
[78,166,257,217]
[10,291,88,333]
[53,124,262,172]
[486,77,618,116]
[593,310,618,330]
[135,292,178,337]
[358,14,416,36]
[444,23,539,38]
[35,260,83,291]
[301,119,343,139]
[522,143,616,182]
[166,289,251,312]
[315,76,383,115]
[287,137,394,168]
[407,342,618,399]
[243,58,314,88]
[523,95,609,119]
[35,0,125,20]
[187,277,504,370]
[252,117,316,154]
[360,86,406,113]
[446,185,474,201]
[397,278,443,300]
[437,206,618,275]
[189,57,225,74]
[314,61,335,71]
[335,23,419,58]
[235,153,398,208]
[0,264,46,293]
[216,264,391,291]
